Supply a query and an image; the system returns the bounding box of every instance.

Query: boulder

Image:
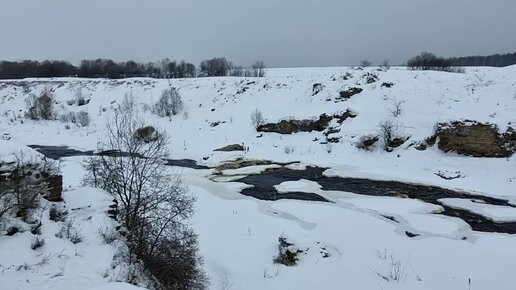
[338,87,363,100]
[257,110,356,135]
[435,121,515,157]
[134,126,159,143]
[214,144,245,152]
[312,83,323,96]
[45,175,63,202]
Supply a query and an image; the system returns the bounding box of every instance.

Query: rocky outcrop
[338,87,363,100]
[214,144,245,152]
[434,121,515,157]
[312,83,323,96]
[257,110,357,134]
[45,175,63,202]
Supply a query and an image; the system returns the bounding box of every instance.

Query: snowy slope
[0,66,515,290]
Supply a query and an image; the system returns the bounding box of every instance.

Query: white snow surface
[0,66,516,289]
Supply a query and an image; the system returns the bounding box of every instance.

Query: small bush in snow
[273,235,303,266]
[378,120,408,151]
[98,227,118,244]
[153,88,183,118]
[76,111,90,127]
[380,60,390,70]
[356,134,380,151]
[390,100,403,117]
[59,111,90,127]
[75,88,89,106]
[250,109,265,130]
[360,60,372,67]
[30,236,45,250]
[284,145,294,154]
[55,218,84,244]
[49,205,67,222]
[25,90,55,120]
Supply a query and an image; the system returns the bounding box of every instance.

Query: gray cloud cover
[1,0,515,67]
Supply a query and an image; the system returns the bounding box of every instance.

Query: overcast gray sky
[1,0,515,67]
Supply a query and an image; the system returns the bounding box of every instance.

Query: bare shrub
[153,88,184,118]
[390,100,403,117]
[55,218,84,244]
[360,60,372,67]
[25,90,54,120]
[273,236,303,266]
[381,60,391,70]
[59,111,90,127]
[49,205,67,222]
[30,235,45,250]
[378,120,408,151]
[76,111,90,127]
[356,135,380,151]
[250,109,265,130]
[371,250,409,282]
[252,60,266,77]
[98,226,118,244]
[75,88,89,106]
[59,112,77,124]
[83,105,207,289]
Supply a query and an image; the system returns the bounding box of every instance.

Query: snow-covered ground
[1,66,515,289]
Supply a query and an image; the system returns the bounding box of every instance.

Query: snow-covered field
[1,66,515,289]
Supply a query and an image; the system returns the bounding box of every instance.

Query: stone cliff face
[435,121,515,157]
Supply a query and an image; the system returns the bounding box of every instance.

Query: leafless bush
[55,218,83,244]
[25,89,55,120]
[273,235,303,266]
[49,205,67,222]
[390,100,403,117]
[324,143,333,153]
[59,112,77,123]
[360,60,372,67]
[381,60,391,70]
[98,226,118,244]
[250,109,265,130]
[371,250,409,282]
[378,120,407,151]
[59,111,90,127]
[153,88,184,118]
[83,105,207,289]
[76,111,90,127]
[30,235,45,250]
[356,135,380,151]
[252,60,266,77]
[284,145,294,154]
[75,88,89,106]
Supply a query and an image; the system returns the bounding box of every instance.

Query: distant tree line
[407,51,516,71]
[0,57,266,79]
[448,52,516,67]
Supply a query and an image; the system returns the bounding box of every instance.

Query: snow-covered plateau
[1,66,515,290]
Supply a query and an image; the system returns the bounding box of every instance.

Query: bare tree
[83,106,206,289]
[381,60,391,69]
[360,60,372,67]
[250,109,265,130]
[252,60,266,77]
[25,89,55,120]
[200,57,232,77]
